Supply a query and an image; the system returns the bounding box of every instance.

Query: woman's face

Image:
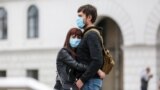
[69,34,81,48]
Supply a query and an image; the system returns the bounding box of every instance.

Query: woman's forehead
[71,34,79,36]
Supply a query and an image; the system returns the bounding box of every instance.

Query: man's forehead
[78,12,84,16]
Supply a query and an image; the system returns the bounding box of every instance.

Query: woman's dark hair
[77,4,97,23]
[63,28,82,58]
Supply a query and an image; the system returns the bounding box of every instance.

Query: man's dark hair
[77,4,97,23]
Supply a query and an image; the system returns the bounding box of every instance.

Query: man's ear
[87,15,92,21]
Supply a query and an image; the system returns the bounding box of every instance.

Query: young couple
[54,4,105,90]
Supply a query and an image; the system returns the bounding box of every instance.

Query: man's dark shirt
[76,26,103,83]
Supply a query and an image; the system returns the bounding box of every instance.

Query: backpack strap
[84,29,109,54]
[84,29,103,43]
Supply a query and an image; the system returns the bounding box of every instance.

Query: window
[27,69,38,80]
[0,70,6,77]
[27,5,38,38]
[0,8,7,39]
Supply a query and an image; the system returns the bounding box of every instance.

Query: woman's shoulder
[57,48,72,61]
[59,48,70,55]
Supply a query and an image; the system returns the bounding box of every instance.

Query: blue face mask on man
[69,37,81,48]
[76,16,85,29]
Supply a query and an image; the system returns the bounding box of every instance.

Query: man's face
[78,11,86,26]
[146,68,150,73]
[78,11,86,20]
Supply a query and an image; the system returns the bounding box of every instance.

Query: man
[141,67,153,90]
[75,4,104,90]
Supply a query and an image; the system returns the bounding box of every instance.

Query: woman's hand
[97,69,106,79]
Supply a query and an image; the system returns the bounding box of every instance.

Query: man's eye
[78,14,81,17]
[72,35,76,38]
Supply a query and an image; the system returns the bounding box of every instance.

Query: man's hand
[97,69,106,79]
[76,79,84,89]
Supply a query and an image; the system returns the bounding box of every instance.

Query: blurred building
[0,0,159,90]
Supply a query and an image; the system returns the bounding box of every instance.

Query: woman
[54,28,105,90]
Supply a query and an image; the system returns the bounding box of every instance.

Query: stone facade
[0,0,159,90]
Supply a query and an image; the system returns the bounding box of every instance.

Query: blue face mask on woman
[76,16,85,29]
[69,37,81,48]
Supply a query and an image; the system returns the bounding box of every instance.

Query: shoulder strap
[84,29,103,44]
[84,29,108,53]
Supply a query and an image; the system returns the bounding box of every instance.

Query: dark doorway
[95,17,124,90]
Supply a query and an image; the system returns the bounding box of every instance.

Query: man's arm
[79,31,103,83]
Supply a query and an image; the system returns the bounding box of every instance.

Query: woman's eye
[71,35,75,38]
[77,36,81,38]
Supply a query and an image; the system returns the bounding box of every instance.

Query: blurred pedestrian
[140,67,153,90]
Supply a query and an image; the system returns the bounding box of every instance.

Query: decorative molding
[95,1,135,46]
[144,1,160,45]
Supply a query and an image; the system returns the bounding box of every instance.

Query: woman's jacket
[56,48,87,89]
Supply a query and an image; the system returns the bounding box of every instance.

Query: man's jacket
[76,26,103,83]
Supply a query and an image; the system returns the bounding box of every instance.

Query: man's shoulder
[84,30,100,41]
[85,30,98,36]
[84,26,102,37]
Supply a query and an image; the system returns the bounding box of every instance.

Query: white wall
[0,0,159,90]
[0,0,159,48]
[124,45,157,90]
[0,0,80,51]
[115,0,159,44]
[0,49,59,86]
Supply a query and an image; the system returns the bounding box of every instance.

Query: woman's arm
[60,49,106,78]
[60,49,87,71]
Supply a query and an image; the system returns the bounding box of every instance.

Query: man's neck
[84,24,94,30]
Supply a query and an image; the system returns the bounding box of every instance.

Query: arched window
[27,5,38,38]
[0,8,7,39]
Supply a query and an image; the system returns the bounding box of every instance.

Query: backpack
[84,29,115,74]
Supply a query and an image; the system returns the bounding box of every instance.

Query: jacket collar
[83,26,103,35]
